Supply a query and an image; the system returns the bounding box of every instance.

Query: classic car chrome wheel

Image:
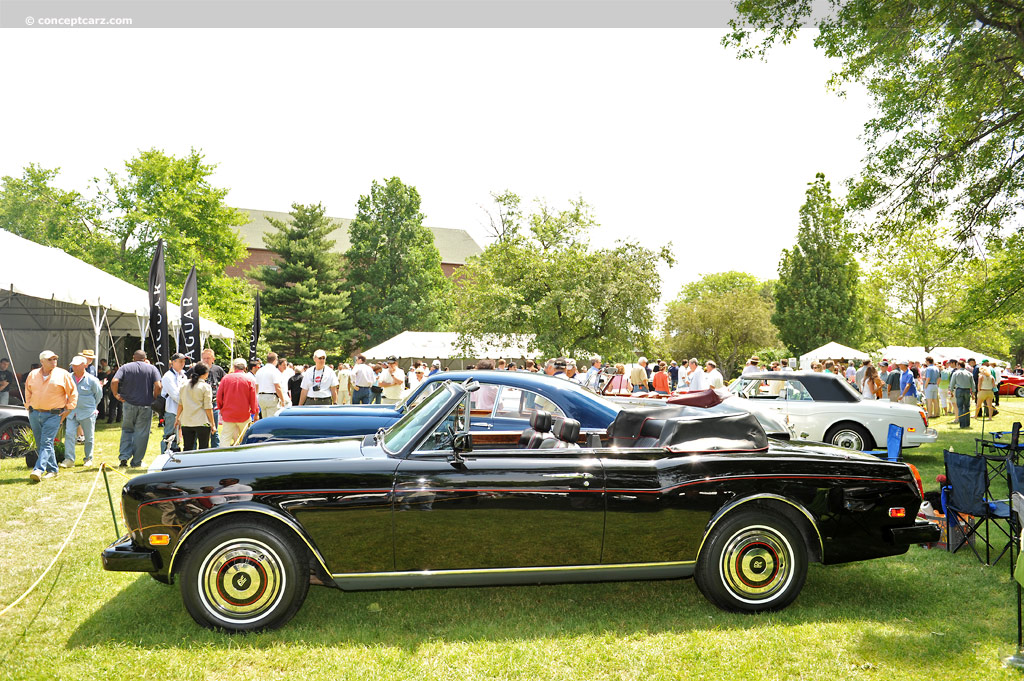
[695,510,807,612]
[180,522,309,632]
[825,423,871,450]
[1016,386,1024,398]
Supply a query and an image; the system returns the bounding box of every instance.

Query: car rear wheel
[0,421,29,459]
[825,423,872,450]
[1016,386,1024,398]
[695,509,807,612]
[180,521,310,632]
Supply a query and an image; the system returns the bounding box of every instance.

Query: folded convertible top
[606,405,768,452]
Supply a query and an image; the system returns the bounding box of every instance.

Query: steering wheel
[440,425,456,449]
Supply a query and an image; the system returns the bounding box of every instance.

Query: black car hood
[152,435,379,471]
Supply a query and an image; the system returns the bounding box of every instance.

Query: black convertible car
[102,379,937,632]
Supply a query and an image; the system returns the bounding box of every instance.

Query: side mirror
[453,432,472,454]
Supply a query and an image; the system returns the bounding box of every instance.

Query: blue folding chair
[863,424,903,462]
[943,449,1013,566]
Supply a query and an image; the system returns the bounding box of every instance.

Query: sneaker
[118,460,128,468]
[76,435,85,443]
[59,460,73,468]
[83,456,93,467]
[42,471,57,479]
[30,469,42,482]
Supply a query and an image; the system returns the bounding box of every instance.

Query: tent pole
[0,316,25,403]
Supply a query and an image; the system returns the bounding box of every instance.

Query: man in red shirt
[216,357,258,446]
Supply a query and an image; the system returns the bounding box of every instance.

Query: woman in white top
[176,362,216,451]
[861,365,883,401]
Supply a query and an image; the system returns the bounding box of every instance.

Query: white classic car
[727,371,938,450]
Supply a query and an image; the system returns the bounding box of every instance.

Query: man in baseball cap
[25,350,77,481]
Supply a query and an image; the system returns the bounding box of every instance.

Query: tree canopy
[0,150,255,344]
[662,272,780,379]
[773,173,862,356]
[251,203,352,360]
[726,1,1024,242]
[453,192,673,361]
[343,177,452,349]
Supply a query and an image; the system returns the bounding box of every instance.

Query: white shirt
[742,364,759,375]
[301,365,338,398]
[351,363,375,388]
[161,368,186,414]
[280,367,295,383]
[379,366,406,400]
[336,368,351,390]
[688,368,708,391]
[408,373,424,391]
[706,368,724,389]
[255,364,283,395]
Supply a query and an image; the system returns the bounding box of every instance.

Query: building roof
[233,207,483,265]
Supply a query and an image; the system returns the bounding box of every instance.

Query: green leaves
[454,192,672,361]
[663,271,781,379]
[252,203,352,361]
[343,178,452,349]
[773,174,861,356]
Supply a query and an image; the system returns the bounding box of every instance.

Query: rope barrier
[0,465,103,619]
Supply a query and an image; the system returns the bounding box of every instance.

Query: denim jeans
[352,386,371,404]
[29,410,61,474]
[65,411,96,463]
[161,411,177,454]
[120,402,153,466]
[210,409,221,448]
[955,389,972,428]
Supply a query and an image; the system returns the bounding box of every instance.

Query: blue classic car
[240,371,791,447]
[242,371,620,445]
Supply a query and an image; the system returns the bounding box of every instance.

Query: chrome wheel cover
[198,538,286,624]
[719,525,793,604]
[831,429,864,450]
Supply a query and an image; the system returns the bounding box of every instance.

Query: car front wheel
[1016,386,1024,398]
[825,423,872,450]
[695,509,807,612]
[180,520,310,632]
[0,421,28,459]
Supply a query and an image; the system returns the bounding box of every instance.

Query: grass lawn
[3,401,1024,680]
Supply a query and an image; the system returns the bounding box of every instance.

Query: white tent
[876,345,1001,364]
[799,341,870,369]
[0,230,235,382]
[363,331,539,369]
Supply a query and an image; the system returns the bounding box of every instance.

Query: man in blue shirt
[110,350,162,468]
[923,356,941,418]
[898,360,919,405]
[64,355,103,467]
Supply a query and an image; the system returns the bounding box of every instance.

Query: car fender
[697,493,825,563]
[166,501,333,580]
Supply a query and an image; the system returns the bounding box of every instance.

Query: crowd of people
[17,341,1024,483]
[820,356,1013,429]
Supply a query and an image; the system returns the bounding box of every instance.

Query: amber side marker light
[149,534,170,546]
[889,508,906,518]
[906,463,925,498]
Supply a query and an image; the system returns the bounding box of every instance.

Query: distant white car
[727,371,937,450]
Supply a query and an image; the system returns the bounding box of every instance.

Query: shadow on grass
[66,550,990,652]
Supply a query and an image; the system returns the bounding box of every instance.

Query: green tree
[0,164,110,265]
[343,178,452,348]
[773,174,862,355]
[663,272,781,379]
[454,192,673,361]
[0,153,255,343]
[96,148,254,340]
[860,225,973,350]
[726,1,1024,241]
[252,203,352,360]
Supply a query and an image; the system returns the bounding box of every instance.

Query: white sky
[0,29,873,306]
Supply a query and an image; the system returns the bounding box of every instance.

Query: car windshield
[382,382,456,454]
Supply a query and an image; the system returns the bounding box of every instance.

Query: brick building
[226,207,483,283]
